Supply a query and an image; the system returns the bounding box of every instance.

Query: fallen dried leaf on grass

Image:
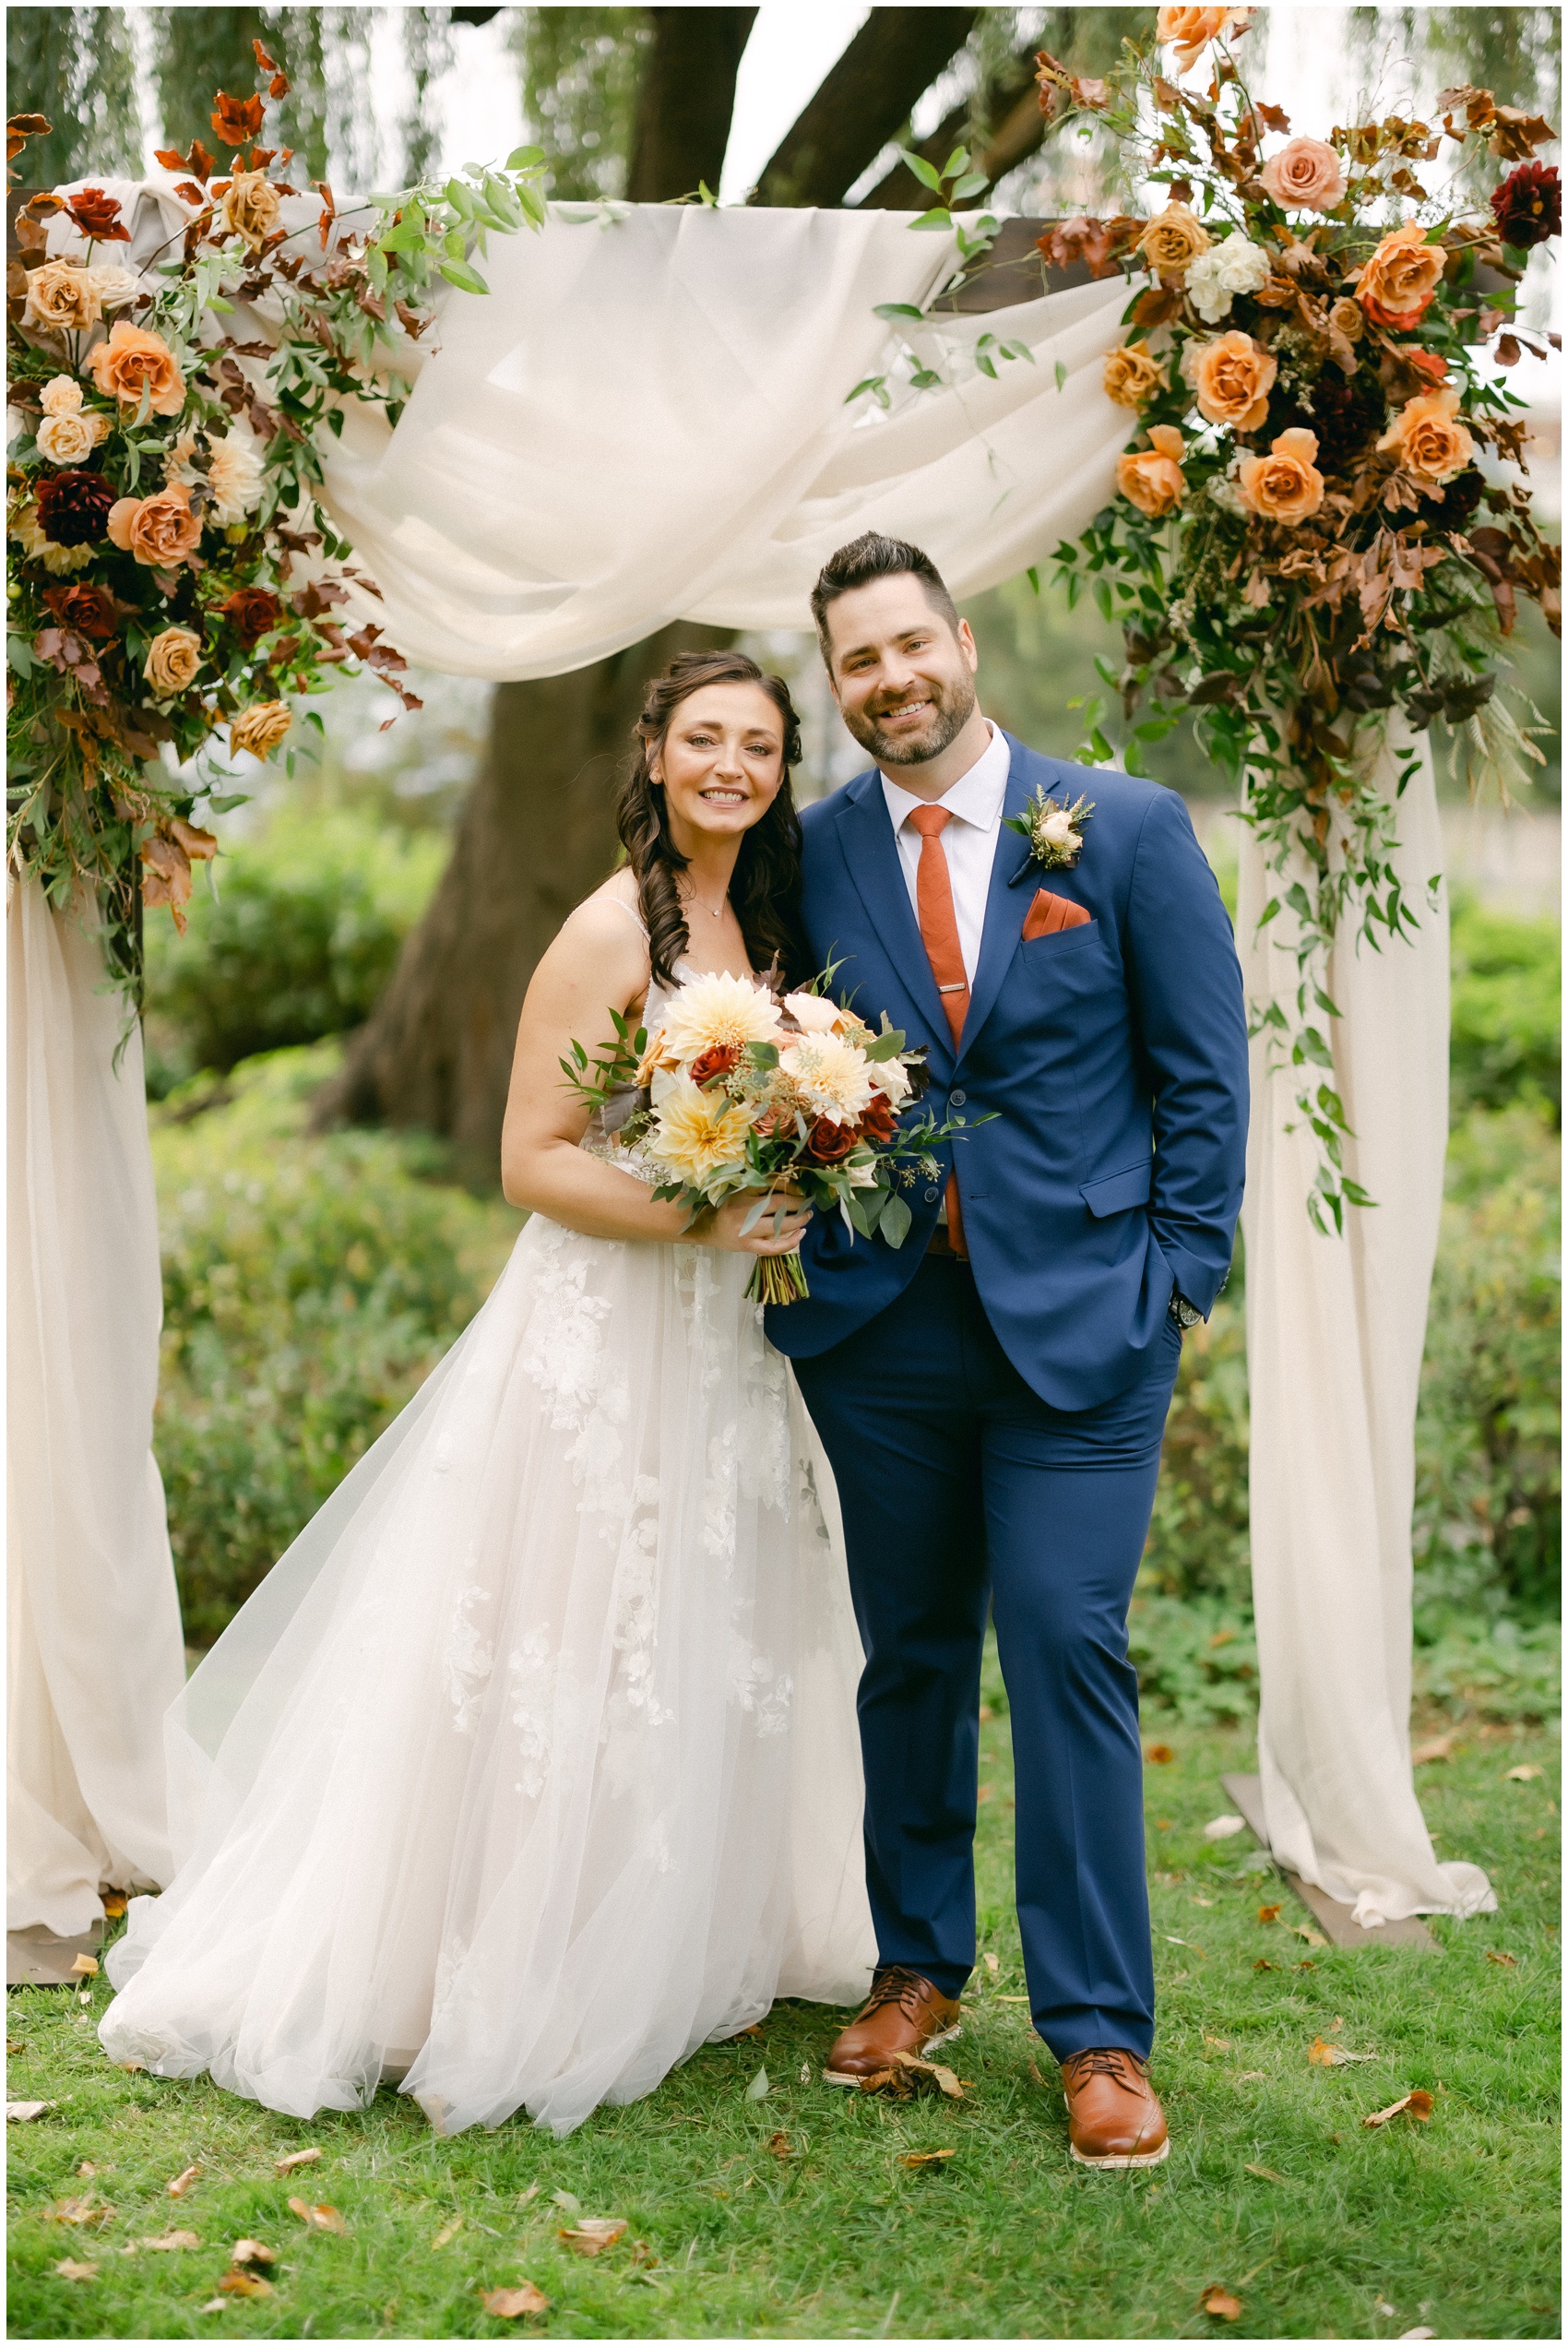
[218,2268,274,2297]
[857,2049,964,2102]
[433,2217,464,2249]
[1244,2163,1286,2183]
[983,1952,999,1976]
[1310,2038,1376,2066]
[275,2146,322,2174]
[113,2060,145,2074]
[517,2182,540,2207]
[1144,1743,1174,1764]
[1486,1949,1517,1967]
[1204,1814,1246,1840]
[766,2132,795,2160]
[1200,2285,1242,2320]
[7,2101,52,2123]
[139,2231,202,2253]
[1252,1959,1276,1972]
[165,2165,199,2197]
[288,2197,348,2234]
[481,2281,550,2318]
[6,2040,26,2055]
[1411,1735,1455,1765]
[1504,1764,1542,1781]
[558,2218,627,2256]
[69,1954,99,1979]
[1362,2090,1433,2128]
[743,2066,770,2101]
[1289,1923,1329,1947]
[898,2148,956,2167]
[54,2256,101,2282]
[1257,1904,1282,1924]
[1398,2328,1436,2339]
[46,2197,113,2227]
[232,2239,276,2268]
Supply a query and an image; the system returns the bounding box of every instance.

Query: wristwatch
[1168,1287,1203,1329]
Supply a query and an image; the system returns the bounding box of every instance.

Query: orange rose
[1353,220,1444,329]
[1102,343,1166,410]
[1376,386,1473,483]
[1157,6,1254,73]
[106,482,202,566]
[87,319,186,417]
[1116,425,1187,518]
[1136,203,1211,280]
[229,700,293,760]
[1258,137,1347,212]
[1183,329,1277,430]
[1236,427,1325,524]
[144,625,203,698]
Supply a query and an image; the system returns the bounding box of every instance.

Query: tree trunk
[751,8,978,207]
[626,8,757,201]
[318,622,730,1168]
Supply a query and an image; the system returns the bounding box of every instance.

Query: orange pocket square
[1022,887,1091,941]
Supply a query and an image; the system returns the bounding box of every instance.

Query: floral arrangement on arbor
[6,51,545,997]
[1033,6,1560,1228]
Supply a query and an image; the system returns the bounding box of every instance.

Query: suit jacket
[765,734,1250,1411]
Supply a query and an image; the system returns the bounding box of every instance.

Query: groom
[767,532,1248,2167]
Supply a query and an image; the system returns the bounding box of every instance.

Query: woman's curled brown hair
[614,649,812,990]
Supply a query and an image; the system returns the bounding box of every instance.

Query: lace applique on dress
[445,1576,494,1737]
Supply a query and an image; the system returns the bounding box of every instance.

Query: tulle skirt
[100,1217,875,2136]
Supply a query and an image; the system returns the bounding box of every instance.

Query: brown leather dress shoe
[1060,2047,1170,2168]
[823,1966,963,2085]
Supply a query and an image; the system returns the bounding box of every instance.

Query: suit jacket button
[923,1186,940,1205]
[950,1088,967,1107]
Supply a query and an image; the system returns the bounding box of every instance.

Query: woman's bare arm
[499,891,809,1256]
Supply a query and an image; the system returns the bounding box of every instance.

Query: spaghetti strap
[605,894,649,940]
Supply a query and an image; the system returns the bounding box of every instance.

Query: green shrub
[153,1043,521,1646]
[1448,894,1561,1127]
[143,809,446,1094]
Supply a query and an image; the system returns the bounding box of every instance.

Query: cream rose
[106,482,203,567]
[1376,387,1474,483]
[1115,424,1187,518]
[39,375,83,417]
[1183,329,1277,431]
[1136,204,1212,280]
[206,427,265,526]
[1353,220,1444,328]
[1102,343,1166,410]
[87,320,186,417]
[221,171,282,252]
[144,625,203,698]
[1157,6,1254,72]
[229,700,294,760]
[23,260,100,336]
[83,262,144,313]
[1259,137,1348,212]
[34,409,104,465]
[1236,427,1325,524]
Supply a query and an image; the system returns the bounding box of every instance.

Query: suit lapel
[832,773,952,1054]
[956,742,1036,1061]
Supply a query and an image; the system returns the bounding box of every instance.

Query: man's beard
[842,670,977,768]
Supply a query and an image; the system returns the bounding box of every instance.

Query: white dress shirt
[879,721,1012,987]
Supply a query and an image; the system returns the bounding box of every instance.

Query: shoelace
[1062,2046,1147,2092]
[857,1966,944,2026]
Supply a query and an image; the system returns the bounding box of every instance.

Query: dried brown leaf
[1144,1742,1174,1764]
[1363,2089,1434,2127]
[288,2196,348,2234]
[766,2132,795,2160]
[166,2165,199,2197]
[47,2197,113,2227]
[898,2148,957,2167]
[275,2146,323,2173]
[1256,1903,1282,1923]
[1411,1735,1455,1764]
[6,2040,24,2055]
[1504,1764,1542,1780]
[1244,2163,1287,2183]
[7,2101,52,2122]
[1200,2285,1243,2321]
[232,2238,276,2267]
[1309,2038,1376,2066]
[557,2218,627,2256]
[53,2259,99,2282]
[481,2282,551,2317]
[219,2267,274,2296]
[69,1953,99,1978]
[140,2230,201,2253]
[433,2217,464,2249]
[1486,1949,1518,1967]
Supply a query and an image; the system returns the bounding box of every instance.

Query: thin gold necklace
[683,880,728,921]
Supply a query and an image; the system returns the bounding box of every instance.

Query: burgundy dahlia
[33,468,116,547]
[1491,161,1561,251]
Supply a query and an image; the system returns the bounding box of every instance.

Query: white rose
[1217,237,1270,294]
[1039,808,1075,848]
[39,375,83,417]
[868,1055,913,1106]
[84,262,145,313]
[35,410,98,464]
[1184,236,1268,324]
[1207,470,1247,515]
[782,991,842,1034]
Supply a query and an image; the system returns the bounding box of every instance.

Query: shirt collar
[880,720,1010,833]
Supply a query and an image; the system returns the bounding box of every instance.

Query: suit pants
[792,1254,1182,2060]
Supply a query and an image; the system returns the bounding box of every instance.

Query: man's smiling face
[821,573,980,768]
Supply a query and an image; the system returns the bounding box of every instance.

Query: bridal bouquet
[564,969,981,1304]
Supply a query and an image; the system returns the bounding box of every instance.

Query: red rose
[33,468,116,547]
[858,1097,897,1147]
[807,1116,857,1165]
[65,186,130,244]
[219,585,283,647]
[42,580,122,639]
[1491,161,1561,251]
[688,1042,741,1085]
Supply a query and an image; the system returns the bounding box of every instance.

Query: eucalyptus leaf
[880,1191,912,1250]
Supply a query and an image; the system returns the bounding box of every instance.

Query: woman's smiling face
[652,682,787,853]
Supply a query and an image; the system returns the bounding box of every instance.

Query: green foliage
[151,1044,521,1647]
[511,7,652,201]
[1448,894,1561,1125]
[143,809,446,1093]
[6,1712,1559,2340]
[5,6,141,187]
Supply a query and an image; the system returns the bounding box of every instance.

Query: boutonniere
[1004,786,1095,872]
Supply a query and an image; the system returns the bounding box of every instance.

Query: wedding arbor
[13,18,1558,1953]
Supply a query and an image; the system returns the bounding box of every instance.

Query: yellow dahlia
[649,1078,754,1183]
[777,1034,876,1123]
[656,971,782,1072]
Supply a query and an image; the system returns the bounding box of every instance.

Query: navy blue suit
[767,736,1248,2057]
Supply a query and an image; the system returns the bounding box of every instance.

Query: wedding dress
[99,961,875,2137]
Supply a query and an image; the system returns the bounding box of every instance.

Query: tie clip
[938,982,967,994]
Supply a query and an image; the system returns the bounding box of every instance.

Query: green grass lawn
[8,1677,1559,2342]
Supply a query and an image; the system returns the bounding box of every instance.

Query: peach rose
[1102,343,1166,410]
[1236,427,1325,524]
[1157,6,1254,73]
[1183,329,1277,431]
[220,171,281,252]
[1116,424,1187,518]
[230,700,293,760]
[1376,386,1474,483]
[87,319,186,418]
[144,625,203,698]
[107,482,202,567]
[39,375,83,417]
[1259,137,1348,212]
[34,408,107,465]
[23,260,100,336]
[1328,298,1365,344]
[1136,203,1212,280]
[1353,220,1444,329]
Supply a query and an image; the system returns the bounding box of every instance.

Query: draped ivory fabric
[1238,742,1494,1926]
[7,883,185,1935]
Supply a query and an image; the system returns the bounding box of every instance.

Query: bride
[100,649,875,2137]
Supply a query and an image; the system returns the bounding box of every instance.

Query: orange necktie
[906,804,968,1258]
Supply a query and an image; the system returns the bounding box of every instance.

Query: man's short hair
[810,531,961,661]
